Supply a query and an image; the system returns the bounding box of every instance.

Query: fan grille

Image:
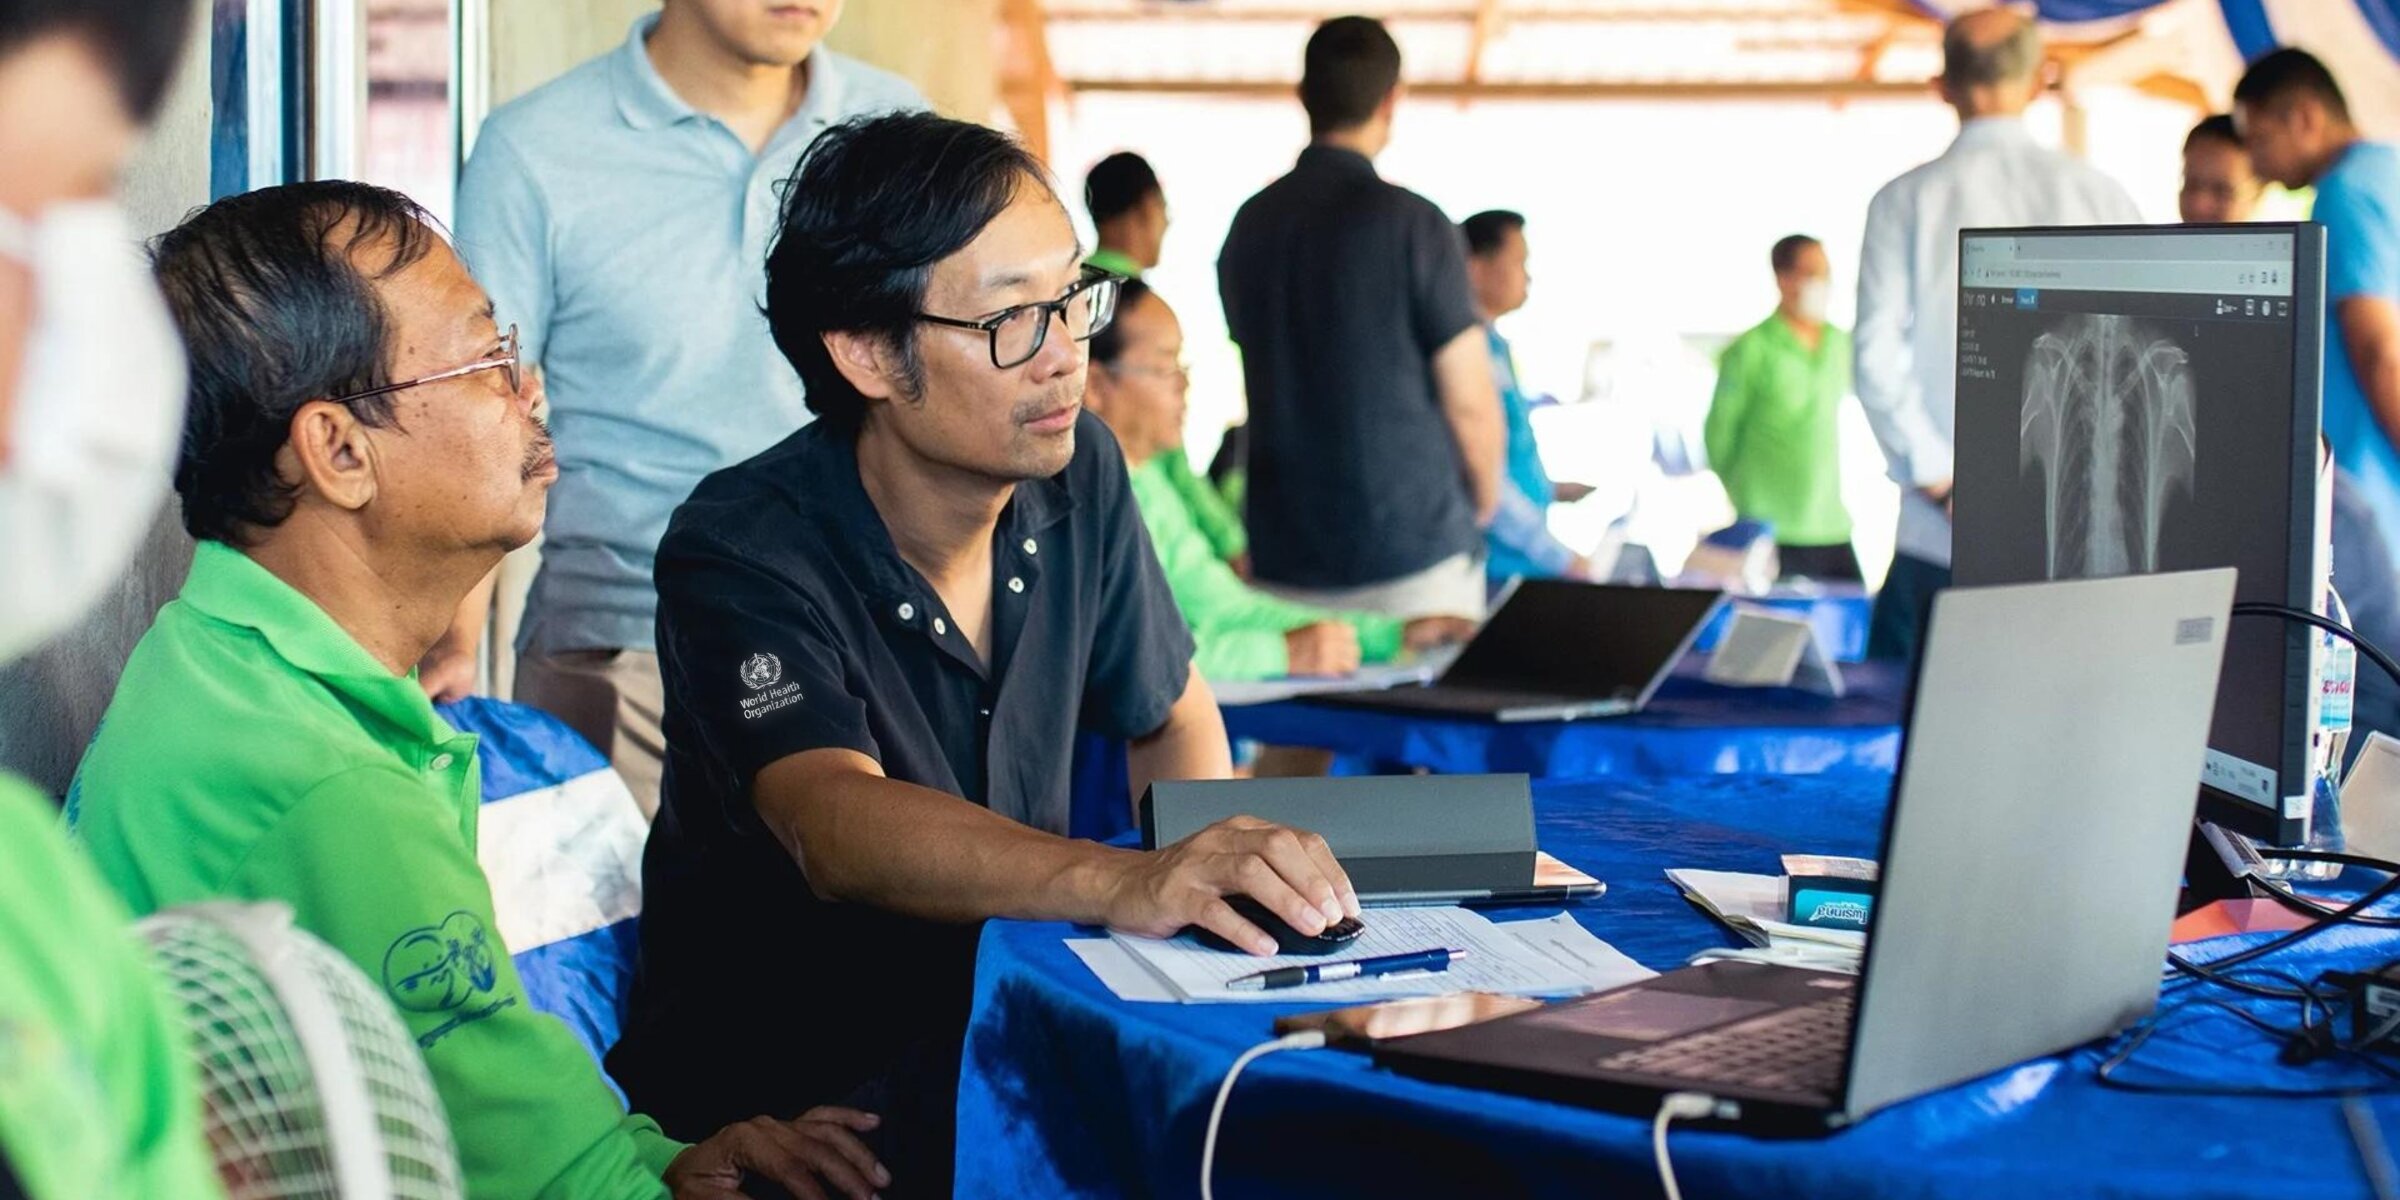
[138,904,461,1200]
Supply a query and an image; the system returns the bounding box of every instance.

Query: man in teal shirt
[1705,234,1860,581]
[2238,49,2400,566]
[1087,280,1469,679]
[71,182,884,1200]
[1461,211,1592,587]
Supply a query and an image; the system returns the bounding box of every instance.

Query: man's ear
[826,330,910,403]
[281,399,378,513]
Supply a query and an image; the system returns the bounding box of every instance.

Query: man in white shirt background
[1852,7,2142,661]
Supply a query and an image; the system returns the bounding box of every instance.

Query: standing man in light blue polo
[436,0,922,812]
[2237,48,2400,566]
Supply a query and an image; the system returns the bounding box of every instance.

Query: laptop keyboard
[1594,992,1854,1096]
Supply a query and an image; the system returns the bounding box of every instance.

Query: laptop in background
[1312,580,1726,722]
[1374,569,2235,1132]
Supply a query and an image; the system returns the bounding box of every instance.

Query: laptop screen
[1443,581,1725,698]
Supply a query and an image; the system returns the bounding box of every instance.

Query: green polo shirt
[68,541,684,1200]
[1704,314,1855,547]
[1129,454,1403,680]
[0,775,221,1200]
[1158,449,1246,562]
[1085,246,1143,279]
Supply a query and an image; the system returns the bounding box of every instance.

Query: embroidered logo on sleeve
[382,911,516,1049]
[738,651,804,719]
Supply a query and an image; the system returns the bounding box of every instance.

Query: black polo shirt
[1217,144,1485,589]
[607,410,1193,1144]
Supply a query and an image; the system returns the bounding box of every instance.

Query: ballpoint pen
[1226,947,1470,992]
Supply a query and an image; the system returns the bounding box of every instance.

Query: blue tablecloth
[957,774,2400,1199]
[1693,585,1874,663]
[1217,657,1907,780]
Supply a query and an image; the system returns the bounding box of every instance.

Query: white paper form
[1502,912,1658,992]
[1106,905,1594,1004]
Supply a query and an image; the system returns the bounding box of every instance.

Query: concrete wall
[0,1,211,797]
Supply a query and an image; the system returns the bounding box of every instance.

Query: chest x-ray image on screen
[2016,313,2197,578]
[1952,224,2325,845]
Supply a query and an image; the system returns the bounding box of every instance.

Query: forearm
[1126,672,1233,799]
[760,749,1138,926]
[1433,329,1505,522]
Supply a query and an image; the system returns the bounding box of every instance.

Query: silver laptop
[1376,569,2236,1132]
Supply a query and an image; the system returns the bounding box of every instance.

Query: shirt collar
[808,425,1080,608]
[610,13,694,131]
[176,540,453,745]
[1948,116,2034,154]
[1084,247,1144,280]
[1297,143,1379,179]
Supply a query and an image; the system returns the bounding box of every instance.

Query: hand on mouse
[1104,815,1360,956]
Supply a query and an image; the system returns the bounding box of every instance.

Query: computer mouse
[1192,894,1367,955]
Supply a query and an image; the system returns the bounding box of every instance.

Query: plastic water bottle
[2289,587,2356,882]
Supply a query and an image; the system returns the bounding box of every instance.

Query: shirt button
[934,617,948,635]
[1023,538,1039,555]
[898,602,916,621]
[1007,577,1025,594]
[429,753,454,771]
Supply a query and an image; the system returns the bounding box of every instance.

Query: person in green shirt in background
[69,180,887,1200]
[1086,279,1471,680]
[0,2,224,1196]
[1080,152,1267,574]
[1704,234,1862,582]
[1082,150,1167,282]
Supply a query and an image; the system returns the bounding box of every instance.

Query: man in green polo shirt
[1705,234,1861,582]
[69,181,886,1200]
[1085,279,1470,680]
[1082,150,1166,282]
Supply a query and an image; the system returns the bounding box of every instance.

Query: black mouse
[1192,894,1366,955]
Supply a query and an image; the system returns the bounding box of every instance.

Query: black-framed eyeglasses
[326,324,522,406]
[917,272,1120,370]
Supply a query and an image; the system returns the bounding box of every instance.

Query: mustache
[521,414,556,478]
[1011,379,1085,424]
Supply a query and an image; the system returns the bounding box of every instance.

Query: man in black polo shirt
[608,112,1360,1197]
[1218,15,1505,620]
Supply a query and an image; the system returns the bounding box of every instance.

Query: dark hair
[0,0,195,121]
[1088,278,1155,369]
[1770,234,1821,275]
[1300,16,1402,135]
[2235,47,2351,124]
[1460,210,1526,259]
[152,181,439,544]
[764,112,1052,431]
[1084,152,1161,227]
[2184,113,2242,153]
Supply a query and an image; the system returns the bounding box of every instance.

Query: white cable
[1652,1091,1718,1200]
[1201,1030,1327,1200]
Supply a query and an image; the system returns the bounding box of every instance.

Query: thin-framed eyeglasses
[917,272,1120,370]
[325,324,521,405]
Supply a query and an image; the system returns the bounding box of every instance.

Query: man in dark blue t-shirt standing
[1217,15,1504,621]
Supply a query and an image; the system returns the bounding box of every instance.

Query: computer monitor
[1951,223,2327,845]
